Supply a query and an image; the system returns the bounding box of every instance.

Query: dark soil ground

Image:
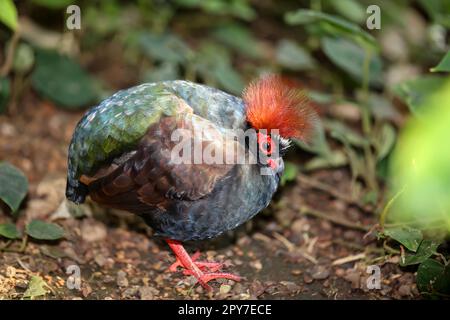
[0,94,419,300]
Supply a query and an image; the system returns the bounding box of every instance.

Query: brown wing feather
[82,113,240,213]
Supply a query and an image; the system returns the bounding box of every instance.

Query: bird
[66,74,318,290]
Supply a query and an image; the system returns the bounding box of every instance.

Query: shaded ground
[0,97,419,300]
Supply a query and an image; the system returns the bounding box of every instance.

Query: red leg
[165,239,241,290]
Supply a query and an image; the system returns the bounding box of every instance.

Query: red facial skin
[257,132,278,170]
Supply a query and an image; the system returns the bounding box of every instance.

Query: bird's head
[243,74,318,172]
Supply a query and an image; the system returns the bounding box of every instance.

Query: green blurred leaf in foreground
[430,51,450,73]
[26,220,65,240]
[393,76,447,116]
[389,77,450,233]
[0,223,21,239]
[0,0,18,30]
[0,162,28,213]
[31,50,98,109]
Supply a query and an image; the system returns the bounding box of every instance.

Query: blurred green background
[0,0,450,297]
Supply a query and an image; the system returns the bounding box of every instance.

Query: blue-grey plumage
[66,80,283,241]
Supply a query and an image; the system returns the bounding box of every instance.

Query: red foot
[168,251,223,273]
[165,239,241,291]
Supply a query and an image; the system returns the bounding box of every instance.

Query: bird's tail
[65,177,88,204]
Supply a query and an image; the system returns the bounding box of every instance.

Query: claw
[165,239,241,291]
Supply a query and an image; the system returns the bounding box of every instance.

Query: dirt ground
[0,94,419,300]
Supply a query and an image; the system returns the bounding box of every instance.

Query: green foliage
[321,37,382,86]
[13,43,35,74]
[23,275,49,299]
[0,223,21,239]
[280,162,298,186]
[327,0,366,24]
[285,9,377,47]
[0,162,28,213]
[383,226,422,252]
[0,76,10,114]
[174,0,256,21]
[400,240,440,266]
[31,0,73,9]
[212,24,264,59]
[31,50,98,109]
[390,78,450,232]
[139,32,193,65]
[0,0,18,30]
[26,220,65,240]
[194,43,244,94]
[393,76,447,116]
[275,39,316,71]
[417,259,450,296]
[430,51,450,72]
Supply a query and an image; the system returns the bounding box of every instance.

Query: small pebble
[117,270,129,287]
[311,266,330,280]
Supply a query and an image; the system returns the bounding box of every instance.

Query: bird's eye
[258,134,272,156]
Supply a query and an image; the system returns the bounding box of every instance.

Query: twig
[0,234,28,253]
[332,253,366,266]
[299,205,370,232]
[297,173,369,212]
[273,232,318,264]
[0,27,21,77]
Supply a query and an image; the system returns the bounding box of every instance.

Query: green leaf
[212,24,264,59]
[295,120,332,157]
[0,162,28,213]
[285,9,377,47]
[417,258,450,295]
[384,226,423,252]
[0,76,11,114]
[328,0,365,23]
[393,76,447,116]
[142,62,179,83]
[303,150,348,171]
[276,39,315,71]
[31,0,73,9]
[389,79,450,232]
[139,32,193,65]
[0,223,21,239]
[26,220,64,240]
[13,43,35,74]
[321,37,383,86]
[0,0,18,30]
[194,43,244,95]
[31,50,98,109]
[401,240,441,266]
[281,162,298,186]
[325,119,368,148]
[174,0,256,20]
[430,51,450,73]
[375,123,396,161]
[23,275,48,299]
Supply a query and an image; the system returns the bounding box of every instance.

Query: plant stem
[0,27,21,77]
[379,186,406,228]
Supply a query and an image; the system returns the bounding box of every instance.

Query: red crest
[243,74,318,141]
